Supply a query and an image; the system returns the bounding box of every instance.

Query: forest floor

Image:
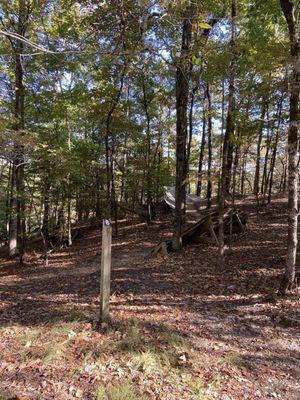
[0,196,299,400]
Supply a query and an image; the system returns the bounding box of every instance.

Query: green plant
[188,377,207,400]
[96,382,144,400]
[208,373,223,389]
[68,308,91,322]
[117,326,143,352]
[222,352,249,368]
[159,331,188,349]
[43,340,68,364]
[132,349,161,375]
[17,328,42,346]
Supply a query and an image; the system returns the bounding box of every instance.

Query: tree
[4,0,29,263]
[172,2,195,250]
[278,0,299,294]
[218,0,237,269]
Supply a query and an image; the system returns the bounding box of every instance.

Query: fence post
[99,218,112,322]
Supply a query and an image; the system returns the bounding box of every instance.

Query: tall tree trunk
[9,163,18,256]
[224,0,237,195]
[104,66,126,220]
[206,83,213,208]
[120,132,128,202]
[196,99,207,197]
[172,2,194,250]
[267,93,284,204]
[141,74,155,225]
[5,164,12,239]
[261,103,272,202]
[240,150,246,195]
[42,178,51,238]
[279,155,287,193]
[232,128,241,203]
[253,97,267,207]
[187,84,198,191]
[218,0,237,269]
[9,0,27,262]
[67,195,72,246]
[218,79,226,198]
[279,0,300,294]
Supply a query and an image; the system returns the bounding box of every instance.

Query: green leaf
[198,21,212,29]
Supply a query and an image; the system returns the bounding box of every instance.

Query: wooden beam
[99,218,112,323]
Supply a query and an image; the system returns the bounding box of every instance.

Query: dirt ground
[0,197,299,400]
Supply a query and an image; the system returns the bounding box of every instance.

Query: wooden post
[209,219,219,246]
[99,218,112,322]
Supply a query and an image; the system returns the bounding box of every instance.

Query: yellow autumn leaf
[198,21,212,29]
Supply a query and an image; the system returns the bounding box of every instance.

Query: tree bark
[196,96,207,197]
[267,93,284,204]
[172,2,194,250]
[206,83,213,208]
[42,179,51,238]
[279,0,299,294]
[8,0,27,262]
[261,102,272,202]
[232,128,241,203]
[187,84,198,190]
[218,0,237,269]
[9,163,18,256]
[224,0,237,195]
[253,97,267,203]
[104,66,126,219]
[141,73,155,224]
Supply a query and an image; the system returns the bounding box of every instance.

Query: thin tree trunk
[218,0,237,269]
[27,174,36,234]
[240,150,246,195]
[261,102,272,201]
[253,97,267,209]
[267,94,284,204]
[196,99,207,197]
[120,132,128,202]
[279,155,287,193]
[187,84,198,187]
[104,65,126,222]
[67,195,72,246]
[206,83,213,208]
[224,0,238,196]
[5,163,12,239]
[9,163,18,256]
[218,79,226,198]
[232,128,241,203]
[42,179,51,238]
[141,73,155,225]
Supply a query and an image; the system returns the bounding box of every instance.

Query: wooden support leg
[209,219,219,246]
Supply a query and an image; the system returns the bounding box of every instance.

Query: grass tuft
[17,328,42,346]
[222,352,249,368]
[43,341,67,364]
[132,349,161,375]
[188,377,207,400]
[159,331,188,349]
[45,307,91,325]
[117,325,143,352]
[96,381,144,400]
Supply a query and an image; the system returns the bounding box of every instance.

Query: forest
[0,0,299,399]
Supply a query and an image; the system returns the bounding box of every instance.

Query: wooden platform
[149,208,247,256]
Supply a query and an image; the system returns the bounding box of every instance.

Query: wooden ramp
[149,209,247,256]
